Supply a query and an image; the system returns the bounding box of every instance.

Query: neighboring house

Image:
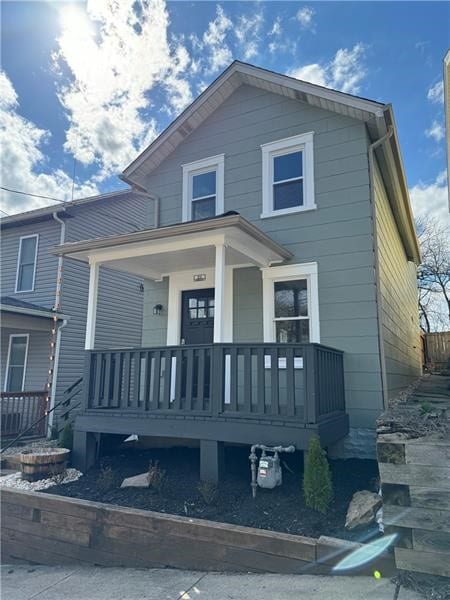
[54,61,422,479]
[0,190,149,437]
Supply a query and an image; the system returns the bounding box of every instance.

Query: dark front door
[181,288,215,345]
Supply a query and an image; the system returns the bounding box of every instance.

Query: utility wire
[0,186,68,204]
[0,207,11,217]
[0,185,140,231]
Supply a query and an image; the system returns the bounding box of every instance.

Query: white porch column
[85,261,99,350]
[214,243,226,343]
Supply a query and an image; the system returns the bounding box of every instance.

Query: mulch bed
[44,445,380,541]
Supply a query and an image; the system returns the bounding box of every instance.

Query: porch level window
[274,279,309,343]
[16,235,38,292]
[191,170,216,220]
[5,335,28,391]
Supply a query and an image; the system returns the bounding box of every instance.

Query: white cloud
[290,44,367,94]
[410,171,450,224]
[0,71,97,215]
[54,0,192,178]
[427,80,444,104]
[425,120,445,142]
[202,5,233,73]
[269,16,282,37]
[234,12,264,61]
[296,6,315,29]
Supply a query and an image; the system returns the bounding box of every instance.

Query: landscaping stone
[120,472,150,488]
[345,490,382,530]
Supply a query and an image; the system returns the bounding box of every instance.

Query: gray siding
[374,160,422,398]
[141,278,169,347]
[233,267,263,342]
[140,84,383,429]
[1,327,51,391]
[0,219,60,309]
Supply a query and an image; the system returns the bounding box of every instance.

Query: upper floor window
[15,234,38,292]
[261,132,315,218]
[182,154,224,222]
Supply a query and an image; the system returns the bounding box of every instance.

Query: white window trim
[261,132,315,219]
[15,234,39,293]
[4,333,30,392]
[182,154,225,222]
[261,262,320,343]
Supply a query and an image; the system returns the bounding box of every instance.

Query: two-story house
[54,61,422,480]
[1,190,149,438]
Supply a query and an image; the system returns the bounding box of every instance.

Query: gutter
[368,125,394,411]
[47,318,68,436]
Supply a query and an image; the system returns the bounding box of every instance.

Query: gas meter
[257,452,282,489]
[249,444,295,497]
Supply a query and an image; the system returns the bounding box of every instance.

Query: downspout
[368,124,394,410]
[132,188,160,229]
[47,211,66,436]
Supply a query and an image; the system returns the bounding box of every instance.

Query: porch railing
[84,343,345,425]
[0,391,47,437]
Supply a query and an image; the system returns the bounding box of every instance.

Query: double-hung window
[15,234,38,292]
[261,132,315,218]
[182,154,224,222]
[262,263,320,344]
[4,334,29,391]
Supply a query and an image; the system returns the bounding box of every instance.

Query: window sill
[260,204,317,219]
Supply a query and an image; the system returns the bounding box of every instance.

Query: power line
[0,185,140,231]
[0,186,67,204]
[0,208,11,217]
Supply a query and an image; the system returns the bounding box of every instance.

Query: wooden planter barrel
[19,448,70,482]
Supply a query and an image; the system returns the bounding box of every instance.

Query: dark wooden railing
[84,343,345,425]
[0,391,47,437]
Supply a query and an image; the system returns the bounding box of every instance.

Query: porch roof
[0,296,66,321]
[53,213,292,279]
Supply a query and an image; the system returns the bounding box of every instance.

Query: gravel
[0,468,82,491]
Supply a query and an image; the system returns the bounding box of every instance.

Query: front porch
[55,215,349,480]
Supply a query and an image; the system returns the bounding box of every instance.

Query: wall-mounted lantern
[153,304,163,316]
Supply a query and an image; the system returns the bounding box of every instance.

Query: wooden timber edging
[0,488,394,576]
[377,432,450,578]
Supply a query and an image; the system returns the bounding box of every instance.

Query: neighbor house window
[4,334,29,392]
[261,132,315,218]
[262,262,320,343]
[15,234,38,292]
[182,154,224,222]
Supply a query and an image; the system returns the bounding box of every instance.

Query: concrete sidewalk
[1,565,421,600]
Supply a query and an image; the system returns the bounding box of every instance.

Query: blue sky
[1,1,449,221]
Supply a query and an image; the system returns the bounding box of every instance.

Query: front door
[181,288,215,345]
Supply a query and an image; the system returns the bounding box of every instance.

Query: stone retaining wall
[1,488,394,576]
[377,432,450,577]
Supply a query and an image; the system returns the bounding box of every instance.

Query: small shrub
[148,460,166,492]
[97,466,116,492]
[420,401,433,414]
[198,480,218,505]
[303,435,333,514]
[58,422,73,450]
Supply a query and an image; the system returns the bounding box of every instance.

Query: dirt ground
[45,445,380,542]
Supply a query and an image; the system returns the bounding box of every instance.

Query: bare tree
[416,218,450,332]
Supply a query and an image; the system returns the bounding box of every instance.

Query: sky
[0,0,449,223]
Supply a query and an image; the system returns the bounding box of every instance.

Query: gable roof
[121,60,420,264]
[122,60,386,184]
[0,188,134,230]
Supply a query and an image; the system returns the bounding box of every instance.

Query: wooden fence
[377,432,450,577]
[424,332,450,371]
[0,488,394,575]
